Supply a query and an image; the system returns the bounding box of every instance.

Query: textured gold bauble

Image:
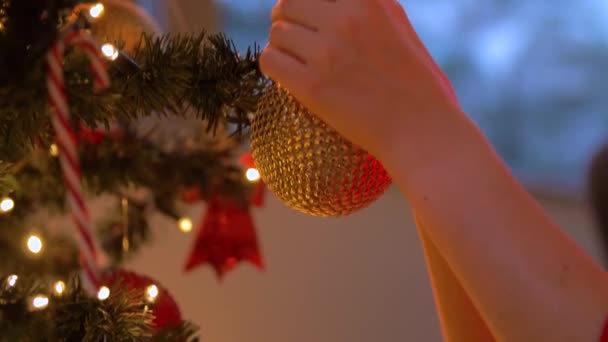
[85,0,160,54]
[251,84,392,217]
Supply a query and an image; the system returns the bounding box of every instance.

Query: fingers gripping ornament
[250,84,392,217]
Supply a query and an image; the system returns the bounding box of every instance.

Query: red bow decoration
[240,152,265,207]
[184,195,264,278]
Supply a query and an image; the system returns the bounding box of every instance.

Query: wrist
[378,108,492,197]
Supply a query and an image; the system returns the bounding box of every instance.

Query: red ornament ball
[103,270,182,330]
[251,84,392,216]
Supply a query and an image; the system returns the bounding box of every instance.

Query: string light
[97,286,110,300]
[245,168,261,182]
[6,275,17,287]
[31,295,49,310]
[101,43,119,61]
[54,281,66,295]
[145,284,159,302]
[0,8,5,32]
[89,3,105,18]
[49,143,59,157]
[26,235,43,254]
[0,197,14,213]
[178,217,193,233]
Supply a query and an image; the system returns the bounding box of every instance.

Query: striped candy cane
[47,29,110,295]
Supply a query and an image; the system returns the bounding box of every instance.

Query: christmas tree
[0,0,266,340]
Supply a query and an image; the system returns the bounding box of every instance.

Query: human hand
[259,0,465,167]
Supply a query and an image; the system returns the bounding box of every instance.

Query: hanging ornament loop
[46,28,110,295]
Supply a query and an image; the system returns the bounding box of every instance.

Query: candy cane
[47,29,110,295]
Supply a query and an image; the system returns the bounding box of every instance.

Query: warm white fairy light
[49,143,59,157]
[245,168,261,182]
[97,286,110,300]
[7,275,17,287]
[101,43,119,61]
[27,235,43,254]
[32,295,49,309]
[54,281,66,295]
[0,197,14,213]
[89,3,105,18]
[146,284,159,302]
[178,217,193,233]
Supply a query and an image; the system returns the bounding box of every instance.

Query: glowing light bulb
[97,286,110,300]
[27,235,43,254]
[146,284,159,302]
[0,197,14,213]
[7,275,17,287]
[89,3,104,18]
[246,168,261,182]
[32,295,49,309]
[54,281,66,295]
[101,43,119,61]
[178,217,193,233]
[49,143,59,157]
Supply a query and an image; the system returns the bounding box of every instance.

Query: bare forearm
[416,215,495,342]
[388,114,608,341]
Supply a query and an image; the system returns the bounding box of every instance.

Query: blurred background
[125,1,608,341]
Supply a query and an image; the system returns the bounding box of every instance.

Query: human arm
[259,0,608,340]
[408,23,495,341]
[385,115,608,341]
[416,214,495,342]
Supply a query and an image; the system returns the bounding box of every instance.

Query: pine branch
[0,0,94,86]
[0,216,81,280]
[0,6,263,272]
[0,161,16,194]
[0,124,257,274]
[0,29,266,162]
[0,3,262,339]
[0,272,201,341]
[0,274,163,341]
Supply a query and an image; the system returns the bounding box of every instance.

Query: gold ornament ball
[81,0,160,54]
[251,84,392,217]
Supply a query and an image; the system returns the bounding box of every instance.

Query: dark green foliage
[0,161,16,194]
[0,274,198,341]
[0,28,264,162]
[0,0,94,86]
[0,125,257,271]
[0,0,268,338]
